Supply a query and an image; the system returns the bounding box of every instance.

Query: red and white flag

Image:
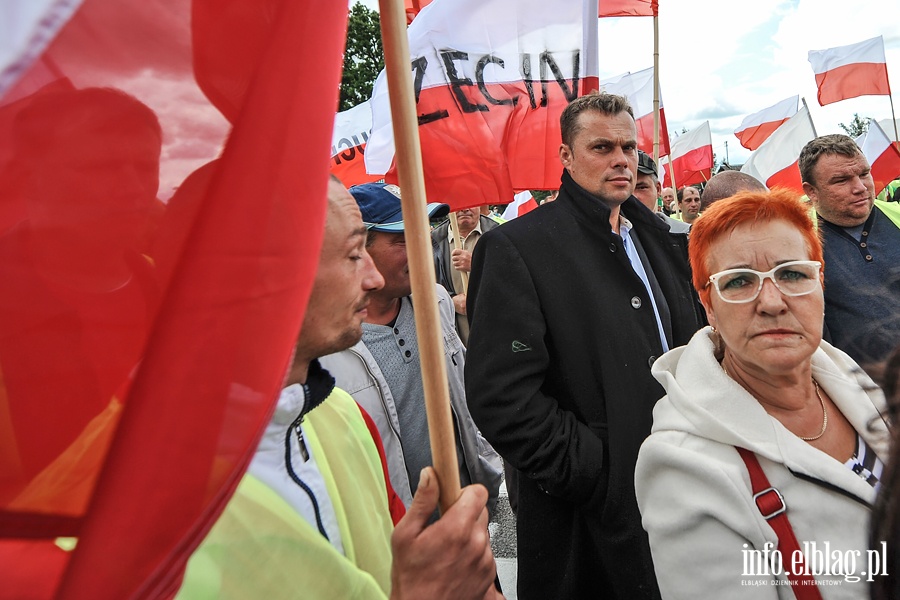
[662,121,712,188]
[365,0,600,211]
[0,0,347,597]
[331,100,381,187]
[857,119,900,197]
[808,36,892,106]
[601,67,671,157]
[599,0,657,17]
[741,105,816,193]
[734,95,798,151]
[501,191,539,220]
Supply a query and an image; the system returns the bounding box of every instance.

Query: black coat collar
[558,170,669,236]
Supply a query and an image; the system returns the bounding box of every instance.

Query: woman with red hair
[635,188,890,597]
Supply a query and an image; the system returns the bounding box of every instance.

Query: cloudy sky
[357,0,900,167]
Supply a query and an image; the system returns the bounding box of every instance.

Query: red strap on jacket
[357,403,407,525]
[736,447,823,600]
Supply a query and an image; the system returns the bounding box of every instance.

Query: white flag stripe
[857,119,891,162]
[734,96,798,134]
[808,36,886,74]
[601,67,662,119]
[741,106,815,183]
[669,121,711,159]
[331,100,372,156]
[0,0,83,100]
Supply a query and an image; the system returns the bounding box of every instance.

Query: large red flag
[0,0,348,597]
[366,0,600,211]
[599,0,657,17]
[733,95,798,151]
[808,36,892,106]
[740,105,816,193]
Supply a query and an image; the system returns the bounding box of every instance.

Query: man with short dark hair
[465,92,705,599]
[675,185,701,225]
[800,134,900,366]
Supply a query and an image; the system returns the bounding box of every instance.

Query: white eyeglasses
[707,260,822,304]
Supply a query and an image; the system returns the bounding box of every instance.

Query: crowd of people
[176,90,900,599]
[7,80,900,599]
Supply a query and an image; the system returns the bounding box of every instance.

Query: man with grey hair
[699,169,766,211]
[800,133,900,366]
[465,92,705,599]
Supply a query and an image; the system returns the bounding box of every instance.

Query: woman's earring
[711,326,717,334]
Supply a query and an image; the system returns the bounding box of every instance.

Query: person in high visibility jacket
[178,177,502,600]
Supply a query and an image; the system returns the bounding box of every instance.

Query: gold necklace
[721,363,828,442]
[799,380,828,442]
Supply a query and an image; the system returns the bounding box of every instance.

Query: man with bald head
[700,170,766,211]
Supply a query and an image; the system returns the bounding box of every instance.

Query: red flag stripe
[735,118,790,152]
[814,62,891,106]
[599,0,657,17]
[765,160,803,193]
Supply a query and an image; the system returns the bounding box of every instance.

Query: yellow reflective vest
[178,387,394,600]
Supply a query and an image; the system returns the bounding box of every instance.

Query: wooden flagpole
[378,0,461,513]
[652,14,660,166]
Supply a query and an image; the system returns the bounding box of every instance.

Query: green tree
[839,113,870,138]
[340,2,385,112]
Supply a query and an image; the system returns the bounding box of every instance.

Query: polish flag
[662,121,712,188]
[601,67,671,157]
[331,100,381,187]
[365,0,600,211]
[0,0,347,596]
[808,36,892,106]
[501,191,539,220]
[734,95,798,151]
[741,105,816,193]
[599,0,657,17]
[856,119,900,197]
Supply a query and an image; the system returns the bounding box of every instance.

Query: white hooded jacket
[635,327,890,599]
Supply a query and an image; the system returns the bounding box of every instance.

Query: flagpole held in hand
[378,0,462,515]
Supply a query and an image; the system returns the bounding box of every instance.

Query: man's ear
[559,143,573,169]
[802,181,817,205]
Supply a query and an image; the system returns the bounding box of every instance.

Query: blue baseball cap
[349,182,450,233]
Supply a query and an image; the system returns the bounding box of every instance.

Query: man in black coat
[465,92,705,599]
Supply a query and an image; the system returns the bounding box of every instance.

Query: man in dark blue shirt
[800,134,900,367]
